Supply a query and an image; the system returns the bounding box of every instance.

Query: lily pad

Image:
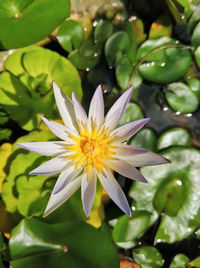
[94,20,113,43]
[165,82,198,113]
[57,20,84,53]
[132,246,164,268]
[129,128,157,152]
[0,0,70,49]
[137,37,191,83]
[169,254,189,268]
[187,77,200,98]
[149,15,172,39]
[112,211,151,249]
[129,146,200,243]
[9,218,119,268]
[157,128,191,150]
[0,46,82,130]
[118,103,144,127]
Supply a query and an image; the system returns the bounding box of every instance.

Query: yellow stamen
[66,124,116,176]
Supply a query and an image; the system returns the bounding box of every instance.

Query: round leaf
[169,254,189,268]
[137,37,191,83]
[132,246,164,268]
[157,128,191,150]
[94,20,113,43]
[9,218,119,268]
[57,20,84,53]
[129,147,200,243]
[118,103,144,127]
[0,0,70,49]
[165,82,198,113]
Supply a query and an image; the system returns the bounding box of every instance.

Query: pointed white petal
[88,85,104,127]
[98,170,131,216]
[104,106,126,131]
[81,169,97,217]
[117,151,170,167]
[29,156,67,175]
[53,164,84,194]
[72,92,88,126]
[43,176,82,217]
[112,118,150,142]
[104,87,133,131]
[114,144,148,156]
[41,116,73,142]
[52,81,78,133]
[17,141,66,156]
[107,159,147,183]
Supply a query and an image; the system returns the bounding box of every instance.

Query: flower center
[67,126,116,174]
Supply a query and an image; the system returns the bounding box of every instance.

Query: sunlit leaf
[132,246,164,268]
[0,0,70,49]
[157,128,191,150]
[169,254,189,268]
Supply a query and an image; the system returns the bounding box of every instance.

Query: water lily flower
[17,82,169,217]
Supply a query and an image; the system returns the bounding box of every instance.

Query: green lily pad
[129,128,157,152]
[0,0,70,49]
[157,128,191,150]
[137,37,191,84]
[69,39,101,71]
[132,246,164,268]
[9,218,119,268]
[94,20,113,43]
[57,20,84,53]
[165,82,198,113]
[169,254,189,268]
[129,146,200,243]
[187,77,200,98]
[194,46,200,69]
[105,31,133,67]
[0,46,82,130]
[116,56,142,90]
[112,211,151,249]
[118,103,144,127]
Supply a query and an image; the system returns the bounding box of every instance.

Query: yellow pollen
[66,125,116,175]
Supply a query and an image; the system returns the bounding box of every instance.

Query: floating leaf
[0,0,70,49]
[165,82,198,113]
[57,20,84,53]
[94,20,113,43]
[137,37,191,83]
[188,257,200,267]
[0,128,11,141]
[192,21,200,46]
[187,77,200,98]
[129,147,200,243]
[9,218,119,268]
[132,246,164,268]
[105,31,132,67]
[112,211,151,249]
[0,46,82,130]
[157,128,191,150]
[118,103,144,127]
[169,254,189,268]
[130,17,147,45]
[129,128,157,152]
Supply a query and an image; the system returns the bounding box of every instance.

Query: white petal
[88,85,104,127]
[17,141,66,156]
[81,169,97,217]
[107,159,147,183]
[104,106,126,131]
[72,92,88,126]
[43,176,82,217]
[114,144,148,156]
[98,170,131,216]
[29,156,67,175]
[104,87,133,131]
[111,118,150,142]
[41,116,73,142]
[53,164,84,194]
[52,81,78,133]
[117,151,170,167]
